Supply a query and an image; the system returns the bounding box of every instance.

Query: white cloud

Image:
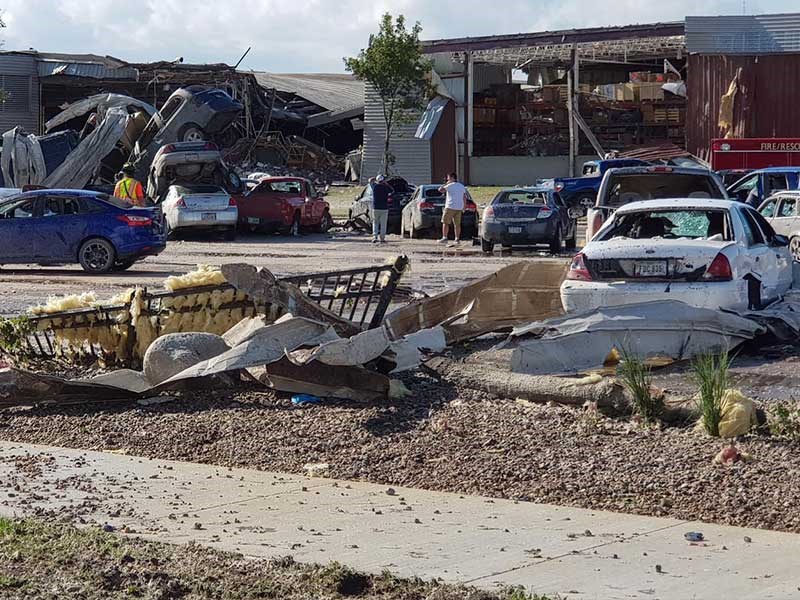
[1,0,797,72]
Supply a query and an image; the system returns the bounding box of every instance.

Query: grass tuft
[692,350,731,437]
[617,348,662,422]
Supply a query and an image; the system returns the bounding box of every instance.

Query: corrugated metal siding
[686,14,800,54]
[37,60,138,79]
[361,84,431,184]
[0,55,40,133]
[686,53,800,160]
[473,64,508,93]
[431,100,457,182]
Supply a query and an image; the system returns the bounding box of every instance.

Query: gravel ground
[0,518,543,599]
[1,368,799,535]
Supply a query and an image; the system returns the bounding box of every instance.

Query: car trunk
[585,239,732,281]
[175,185,230,211]
[492,203,548,221]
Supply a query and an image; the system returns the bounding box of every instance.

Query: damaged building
[360,12,800,185]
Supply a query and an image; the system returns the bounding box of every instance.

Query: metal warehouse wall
[0,54,40,134]
[687,53,800,161]
[361,84,432,184]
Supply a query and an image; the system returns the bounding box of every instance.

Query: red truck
[711,138,800,171]
[235,177,333,236]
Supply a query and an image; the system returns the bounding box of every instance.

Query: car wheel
[290,212,301,237]
[549,226,563,254]
[224,228,236,241]
[178,123,204,142]
[565,221,578,250]
[481,238,494,253]
[318,211,334,233]
[79,238,116,273]
[577,193,595,214]
[790,236,800,262]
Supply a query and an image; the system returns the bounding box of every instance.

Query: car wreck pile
[1,257,800,421]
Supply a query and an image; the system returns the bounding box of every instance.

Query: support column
[462,51,472,185]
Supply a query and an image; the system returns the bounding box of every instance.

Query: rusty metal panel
[687,53,800,161]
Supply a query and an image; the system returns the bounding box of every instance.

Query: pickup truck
[727,167,800,207]
[553,158,650,213]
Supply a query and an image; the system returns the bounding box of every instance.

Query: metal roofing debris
[421,21,686,65]
[250,72,364,115]
[686,13,800,55]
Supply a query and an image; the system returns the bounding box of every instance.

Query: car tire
[577,193,595,214]
[318,211,334,233]
[549,226,563,255]
[79,238,116,274]
[178,122,205,142]
[565,222,577,250]
[290,212,301,237]
[224,228,236,241]
[481,238,494,253]
[790,236,800,262]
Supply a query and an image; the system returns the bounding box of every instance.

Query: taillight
[537,206,552,219]
[163,144,176,153]
[419,201,434,210]
[117,214,153,227]
[484,205,495,219]
[176,197,187,208]
[465,199,477,212]
[646,166,674,173]
[567,253,592,281]
[703,253,733,281]
[228,197,237,207]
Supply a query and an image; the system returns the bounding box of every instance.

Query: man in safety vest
[114,163,145,206]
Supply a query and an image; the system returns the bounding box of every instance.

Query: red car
[235,177,333,235]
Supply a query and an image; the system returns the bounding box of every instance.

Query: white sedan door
[772,196,800,237]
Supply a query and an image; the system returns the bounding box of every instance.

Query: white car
[562,198,794,313]
[758,191,800,261]
[162,183,237,240]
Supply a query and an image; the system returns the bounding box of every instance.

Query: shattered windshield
[601,209,732,241]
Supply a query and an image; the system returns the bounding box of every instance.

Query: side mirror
[773,234,789,247]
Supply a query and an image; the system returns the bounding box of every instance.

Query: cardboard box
[639,83,664,101]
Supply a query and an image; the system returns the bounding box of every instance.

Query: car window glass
[738,208,765,246]
[749,208,777,244]
[760,198,778,218]
[731,174,758,194]
[603,209,731,241]
[43,197,61,217]
[768,174,788,192]
[779,197,797,217]
[582,164,598,176]
[498,191,547,205]
[3,198,37,219]
[159,97,183,122]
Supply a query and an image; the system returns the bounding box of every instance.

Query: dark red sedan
[235,177,333,235]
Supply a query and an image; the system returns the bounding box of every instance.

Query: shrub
[617,349,662,421]
[768,401,800,440]
[692,351,731,437]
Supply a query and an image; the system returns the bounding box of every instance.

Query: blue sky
[1,0,796,72]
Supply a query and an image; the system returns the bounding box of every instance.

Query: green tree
[345,14,432,175]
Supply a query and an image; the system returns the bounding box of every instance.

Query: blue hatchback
[0,189,166,273]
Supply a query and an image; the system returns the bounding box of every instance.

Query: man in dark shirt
[371,175,391,243]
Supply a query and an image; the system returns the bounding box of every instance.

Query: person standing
[438,172,467,245]
[371,174,391,243]
[114,163,146,207]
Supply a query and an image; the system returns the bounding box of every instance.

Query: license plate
[508,226,523,234]
[185,153,199,161]
[634,261,667,277]
[247,217,260,224]
[201,212,217,221]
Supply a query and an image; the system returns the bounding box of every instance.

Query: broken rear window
[262,181,304,194]
[496,191,548,206]
[602,209,732,241]
[602,174,724,208]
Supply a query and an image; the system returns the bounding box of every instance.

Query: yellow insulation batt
[164,264,227,291]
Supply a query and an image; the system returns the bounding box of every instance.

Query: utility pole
[566,44,578,177]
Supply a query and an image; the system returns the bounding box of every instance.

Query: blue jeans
[372,209,389,241]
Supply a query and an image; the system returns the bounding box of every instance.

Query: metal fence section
[20,258,409,363]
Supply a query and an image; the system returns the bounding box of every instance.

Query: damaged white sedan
[561,199,794,313]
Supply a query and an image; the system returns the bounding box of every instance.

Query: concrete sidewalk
[0,441,796,599]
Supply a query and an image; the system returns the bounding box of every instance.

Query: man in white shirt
[438,172,467,245]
